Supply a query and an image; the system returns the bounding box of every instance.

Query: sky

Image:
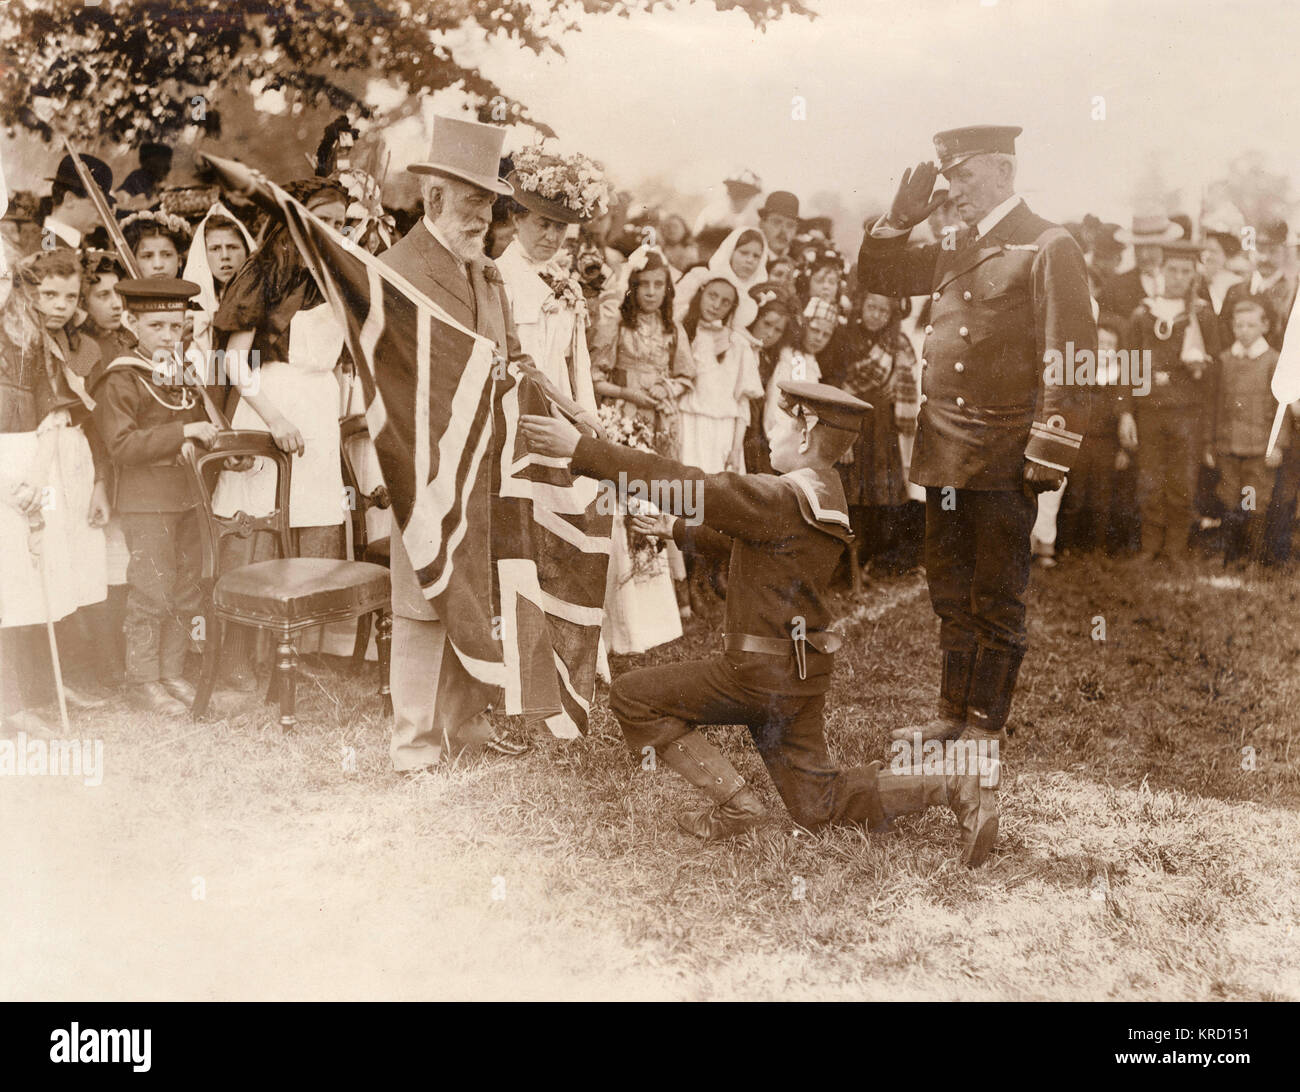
[428,0,1300,232]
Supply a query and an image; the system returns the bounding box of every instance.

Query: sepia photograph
[0,0,1296,1026]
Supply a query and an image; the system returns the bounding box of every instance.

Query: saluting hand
[886,161,950,231]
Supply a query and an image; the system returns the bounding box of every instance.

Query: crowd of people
[1,120,1297,753]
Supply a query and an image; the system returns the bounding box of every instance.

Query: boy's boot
[657,729,766,841]
[873,759,1001,868]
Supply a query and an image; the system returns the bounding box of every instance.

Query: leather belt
[723,630,843,680]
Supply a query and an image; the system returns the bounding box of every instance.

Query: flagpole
[58,136,140,278]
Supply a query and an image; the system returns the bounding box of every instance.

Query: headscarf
[183,201,256,358]
[674,227,766,330]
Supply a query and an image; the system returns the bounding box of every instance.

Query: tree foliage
[0,0,814,145]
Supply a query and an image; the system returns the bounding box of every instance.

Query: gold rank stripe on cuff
[1029,421,1083,448]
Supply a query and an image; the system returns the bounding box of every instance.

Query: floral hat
[509,144,612,225]
[120,208,193,247]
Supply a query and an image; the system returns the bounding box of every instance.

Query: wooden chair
[339,414,392,663]
[182,431,392,730]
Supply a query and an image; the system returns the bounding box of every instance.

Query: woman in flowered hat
[496,145,610,413]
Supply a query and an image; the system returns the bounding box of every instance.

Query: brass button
[920,358,928,368]
[932,291,941,301]
[956,396,965,407]
[924,324,934,335]
[959,325,969,337]
[963,290,972,301]
[954,362,964,373]
[919,394,928,405]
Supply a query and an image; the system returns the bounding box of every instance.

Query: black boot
[657,730,765,841]
[890,649,974,742]
[966,646,1024,737]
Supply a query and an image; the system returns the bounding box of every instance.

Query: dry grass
[2,555,1298,1000]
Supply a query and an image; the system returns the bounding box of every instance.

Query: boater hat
[933,125,1022,174]
[778,380,872,431]
[407,115,513,197]
[1116,212,1184,246]
[114,277,201,312]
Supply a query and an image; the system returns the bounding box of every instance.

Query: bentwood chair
[182,431,392,730]
[339,414,392,663]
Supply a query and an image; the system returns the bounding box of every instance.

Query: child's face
[1161,257,1195,298]
[804,315,836,354]
[84,273,123,330]
[34,274,81,329]
[768,259,795,290]
[810,265,840,302]
[205,226,248,287]
[133,309,186,356]
[699,280,737,324]
[1201,237,1227,275]
[730,239,764,281]
[308,199,347,234]
[750,309,787,348]
[634,267,668,313]
[135,233,180,278]
[859,293,892,332]
[1232,306,1268,347]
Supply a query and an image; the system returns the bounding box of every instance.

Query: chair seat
[363,537,390,566]
[215,558,390,626]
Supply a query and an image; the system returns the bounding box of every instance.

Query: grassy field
[3,553,1298,1001]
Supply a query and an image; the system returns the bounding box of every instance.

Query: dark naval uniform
[569,435,888,832]
[856,129,1095,734]
[90,344,209,686]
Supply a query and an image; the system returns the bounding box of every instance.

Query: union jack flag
[203,155,611,737]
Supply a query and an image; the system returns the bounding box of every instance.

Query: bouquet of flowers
[597,402,668,582]
[512,145,612,222]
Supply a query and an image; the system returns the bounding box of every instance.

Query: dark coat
[90,352,209,513]
[856,200,1096,489]
[571,436,850,682]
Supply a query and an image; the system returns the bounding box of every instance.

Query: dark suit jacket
[857,200,1096,489]
[1218,273,1298,351]
[377,221,524,620]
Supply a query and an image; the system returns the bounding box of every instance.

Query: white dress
[212,302,346,528]
[678,324,762,472]
[496,241,597,413]
[0,413,106,628]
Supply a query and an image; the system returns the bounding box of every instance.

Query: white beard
[436,218,488,262]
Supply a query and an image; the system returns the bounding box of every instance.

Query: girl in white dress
[677,277,763,474]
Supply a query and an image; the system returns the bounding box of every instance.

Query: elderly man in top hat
[857,124,1095,753]
[40,153,114,253]
[379,115,534,771]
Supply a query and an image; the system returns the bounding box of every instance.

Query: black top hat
[759,191,800,221]
[1257,219,1290,247]
[48,153,114,203]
